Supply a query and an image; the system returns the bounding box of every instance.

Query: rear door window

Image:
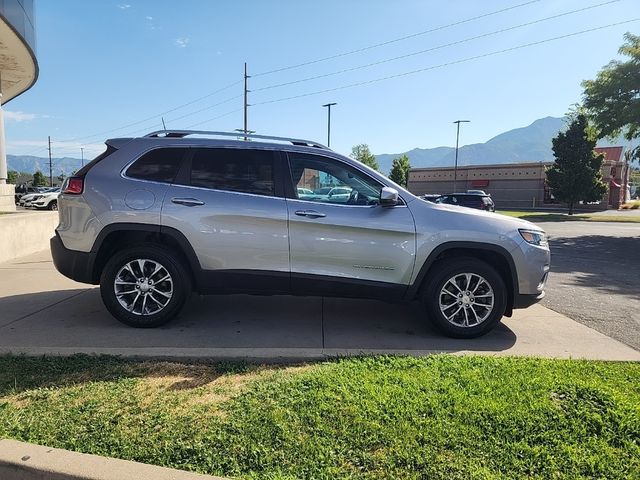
[189,148,275,196]
[126,148,188,183]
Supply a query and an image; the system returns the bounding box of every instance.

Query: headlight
[519,229,548,247]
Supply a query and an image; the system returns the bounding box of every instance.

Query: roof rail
[143,130,329,149]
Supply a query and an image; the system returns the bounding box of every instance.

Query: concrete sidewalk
[0,439,227,480]
[1,250,638,361]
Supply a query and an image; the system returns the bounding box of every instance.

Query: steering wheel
[347,189,359,205]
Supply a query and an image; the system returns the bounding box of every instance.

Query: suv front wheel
[100,244,191,327]
[424,258,506,338]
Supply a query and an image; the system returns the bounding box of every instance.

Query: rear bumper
[513,291,545,309]
[50,233,97,284]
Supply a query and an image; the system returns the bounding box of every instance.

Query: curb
[0,440,228,480]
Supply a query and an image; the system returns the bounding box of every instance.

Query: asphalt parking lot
[1,249,638,361]
[540,220,640,350]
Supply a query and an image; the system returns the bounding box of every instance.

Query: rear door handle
[294,210,326,218]
[171,197,205,207]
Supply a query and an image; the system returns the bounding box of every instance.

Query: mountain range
[375,116,631,174]
[7,155,84,177]
[6,116,632,176]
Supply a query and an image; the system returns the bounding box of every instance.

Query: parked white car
[30,188,60,210]
[19,192,40,207]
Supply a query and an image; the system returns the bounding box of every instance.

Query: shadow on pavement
[0,288,518,356]
[548,235,640,298]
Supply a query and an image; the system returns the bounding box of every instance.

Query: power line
[57,79,242,144]
[18,146,49,157]
[252,18,639,107]
[253,0,620,93]
[184,108,244,129]
[252,0,542,77]
[45,1,540,148]
[121,94,244,137]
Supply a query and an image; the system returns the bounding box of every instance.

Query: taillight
[63,177,84,194]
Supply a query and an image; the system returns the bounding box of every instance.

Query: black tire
[100,244,191,328]
[423,257,507,339]
[48,200,58,211]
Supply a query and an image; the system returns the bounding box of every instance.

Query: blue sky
[4,0,637,160]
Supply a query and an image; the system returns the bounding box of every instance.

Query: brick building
[407,146,628,210]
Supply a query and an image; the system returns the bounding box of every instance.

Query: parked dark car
[420,194,441,202]
[435,193,495,212]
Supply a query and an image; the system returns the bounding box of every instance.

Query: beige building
[407,146,629,210]
[0,0,38,211]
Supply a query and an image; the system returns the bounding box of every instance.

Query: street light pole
[322,103,337,147]
[453,120,470,192]
[80,147,84,167]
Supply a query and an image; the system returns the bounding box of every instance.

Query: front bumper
[50,233,97,284]
[513,291,545,309]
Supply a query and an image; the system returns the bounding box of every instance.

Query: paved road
[540,221,640,351]
[1,251,639,361]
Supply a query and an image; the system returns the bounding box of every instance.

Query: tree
[350,144,380,172]
[7,170,18,184]
[582,32,640,162]
[546,115,607,215]
[33,170,48,187]
[389,154,411,187]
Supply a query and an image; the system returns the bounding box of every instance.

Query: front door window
[289,154,382,205]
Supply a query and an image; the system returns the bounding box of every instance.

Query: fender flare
[90,223,202,285]
[406,241,519,302]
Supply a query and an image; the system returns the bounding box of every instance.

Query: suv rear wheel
[100,244,191,327]
[423,257,506,338]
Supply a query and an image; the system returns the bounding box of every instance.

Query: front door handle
[171,197,205,207]
[295,210,326,218]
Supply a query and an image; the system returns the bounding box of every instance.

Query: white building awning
[0,14,38,103]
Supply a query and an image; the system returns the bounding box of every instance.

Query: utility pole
[235,128,255,140]
[47,136,53,187]
[452,120,470,192]
[80,147,84,167]
[243,62,250,141]
[322,103,337,147]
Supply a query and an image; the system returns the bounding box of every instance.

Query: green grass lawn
[499,210,640,223]
[1,355,639,479]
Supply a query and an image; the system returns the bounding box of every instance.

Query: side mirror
[380,186,399,206]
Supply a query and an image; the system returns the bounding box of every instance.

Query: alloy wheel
[113,259,173,316]
[438,272,494,327]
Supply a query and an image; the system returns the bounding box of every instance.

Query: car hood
[411,200,545,237]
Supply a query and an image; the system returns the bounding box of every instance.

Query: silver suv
[51,130,550,338]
